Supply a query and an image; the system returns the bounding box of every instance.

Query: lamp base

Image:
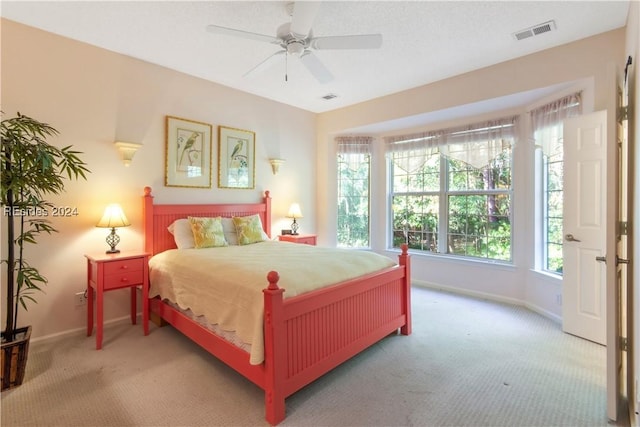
[105,227,121,254]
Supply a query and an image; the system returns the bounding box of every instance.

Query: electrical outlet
[75,291,87,306]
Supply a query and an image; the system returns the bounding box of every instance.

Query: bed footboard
[263,245,411,425]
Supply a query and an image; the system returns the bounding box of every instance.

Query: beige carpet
[0,287,628,427]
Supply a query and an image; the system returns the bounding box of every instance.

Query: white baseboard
[30,314,137,347]
[524,302,562,324]
[412,280,561,324]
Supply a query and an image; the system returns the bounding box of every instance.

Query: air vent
[513,20,556,41]
[321,93,338,100]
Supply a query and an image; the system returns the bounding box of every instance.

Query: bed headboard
[142,186,272,255]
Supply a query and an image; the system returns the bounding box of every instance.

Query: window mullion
[438,155,448,254]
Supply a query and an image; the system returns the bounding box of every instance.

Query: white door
[562,110,608,345]
[563,106,623,422]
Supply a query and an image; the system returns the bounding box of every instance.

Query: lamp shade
[96,204,131,228]
[286,203,303,219]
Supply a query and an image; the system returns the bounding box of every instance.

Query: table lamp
[286,203,303,235]
[96,204,130,253]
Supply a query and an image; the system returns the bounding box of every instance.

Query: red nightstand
[278,234,317,245]
[85,251,150,349]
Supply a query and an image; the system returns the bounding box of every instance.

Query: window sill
[385,248,515,271]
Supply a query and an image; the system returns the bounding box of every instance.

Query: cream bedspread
[148,240,397,364]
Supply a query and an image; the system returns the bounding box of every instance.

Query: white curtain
[336,136,373,171]
[383,131,440,173]
[530,92,582,157]
[384,115,518,170]
[440,117,518,168]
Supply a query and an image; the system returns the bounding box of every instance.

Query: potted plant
[1,113,89,390]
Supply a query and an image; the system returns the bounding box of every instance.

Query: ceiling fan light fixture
[286,40,305,57]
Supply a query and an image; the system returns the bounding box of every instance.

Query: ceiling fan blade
[206,24,280,45]
[311,34,383,50]
[290,1,321,38]
[300,51,333,84]
[243,50,285,78]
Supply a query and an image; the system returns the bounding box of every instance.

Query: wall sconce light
[96,204,131,253]
[269,158,286,175]
[115,141,142,167]
[286,203,303,235]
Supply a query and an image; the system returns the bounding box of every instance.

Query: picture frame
[165,116,212,188]
[218,125,255,189]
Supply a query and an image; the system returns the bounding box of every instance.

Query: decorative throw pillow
[188,216,228,248]
[232,214,268,245]
[167,218,195,249]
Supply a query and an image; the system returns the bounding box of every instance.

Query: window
[544,146,564,273]
[387,117,517,262]
[336,137,372,248]
[391,149,440,252]
[530,93,582,274]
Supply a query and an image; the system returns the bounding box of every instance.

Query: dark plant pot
[1,325,32,391]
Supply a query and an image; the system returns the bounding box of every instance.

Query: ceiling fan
[205,2,383,84]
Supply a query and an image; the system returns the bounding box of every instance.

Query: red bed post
[143,186,154,255]
[399,244,412,335]
[263,191,272,238]
[263,271,286,425]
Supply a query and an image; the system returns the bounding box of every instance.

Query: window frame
[388,147,514,263]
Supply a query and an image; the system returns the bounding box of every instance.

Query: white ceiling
[1,1,630,114]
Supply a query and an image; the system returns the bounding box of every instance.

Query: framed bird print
[218,125,255,189]
[165,116,212,188]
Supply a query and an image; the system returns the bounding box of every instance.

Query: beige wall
[1,19,317,340]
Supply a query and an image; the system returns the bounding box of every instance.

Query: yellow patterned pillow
[232,214,267,245]
[188,216,228,248]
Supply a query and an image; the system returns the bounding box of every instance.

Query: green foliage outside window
[337,153,370,247]
[545,150,563,273]
[392,149,512,262]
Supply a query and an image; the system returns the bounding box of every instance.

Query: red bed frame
[142,187,411,425]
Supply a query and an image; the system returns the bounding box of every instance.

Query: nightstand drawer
[103,270,143,290]
[279,234,317,245]
[294,236,316,245]
[104,258,144,275]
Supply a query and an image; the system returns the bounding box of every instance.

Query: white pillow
[167,219,195,249]
[221,217,239,245]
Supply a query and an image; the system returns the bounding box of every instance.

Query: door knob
[565,234,581,242]
[595,256,607,263]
